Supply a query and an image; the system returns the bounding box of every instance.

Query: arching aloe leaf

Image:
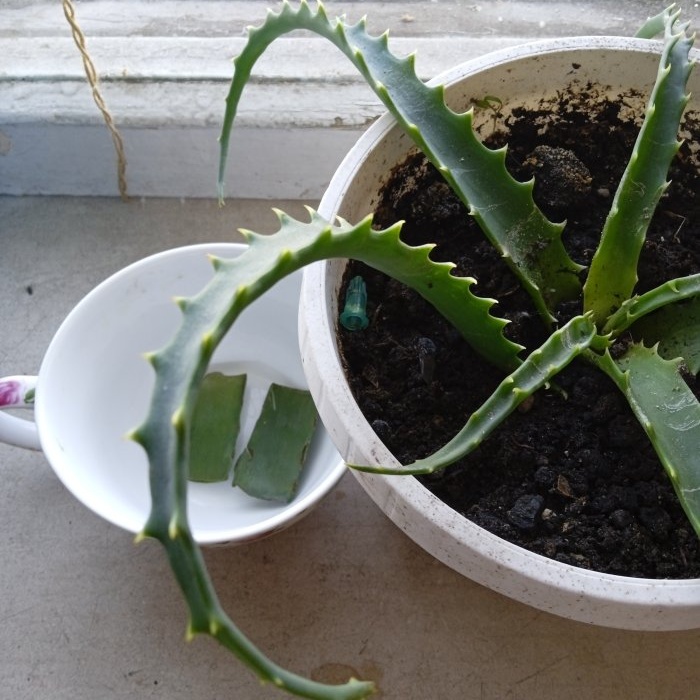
[583,6,694,323]
[603,273,700,373]
[603,274,700,374]
[603,272,700,336]
[219,0,582,322]
[635,5,674,38]
[134,5,700,697]
[351,314,600,475]
[133,208,521,699]
[596,344,700,538]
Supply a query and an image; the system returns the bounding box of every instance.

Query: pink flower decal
[0,380,22,408]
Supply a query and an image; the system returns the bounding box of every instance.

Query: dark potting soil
[338,86,700,578]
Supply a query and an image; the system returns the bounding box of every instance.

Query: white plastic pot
[299,37,700,630]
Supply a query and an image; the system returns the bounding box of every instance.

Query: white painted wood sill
[1,1,697,198]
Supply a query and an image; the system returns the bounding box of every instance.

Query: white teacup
[0,243,346,544]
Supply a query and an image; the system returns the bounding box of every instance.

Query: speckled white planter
[299,37,700,630]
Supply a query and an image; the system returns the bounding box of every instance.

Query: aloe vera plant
[133,3,698,697]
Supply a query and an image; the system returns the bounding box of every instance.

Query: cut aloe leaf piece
[233,384,318,502]
[188,372,247,482]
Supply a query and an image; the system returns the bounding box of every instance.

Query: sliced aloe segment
[233,384,318,502]
[188,372,247,482]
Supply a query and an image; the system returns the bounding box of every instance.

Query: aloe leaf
[635,4,675,39]
[134,529,373,700]
[188,372,246,482]
[219,0,582,322]
[336,216,523,371]
[250,210,519,369]
[603,272,700,336]
[583,6,694,323]
[604,273,700,373]
[351,314,599,475]
[133,208,522,699]
[596,344,700,538]
[233,384,318,502]
[631,296,700,375]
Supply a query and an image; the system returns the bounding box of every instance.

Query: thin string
[62,0,129,201]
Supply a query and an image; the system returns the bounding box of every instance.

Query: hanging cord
[62,0,129,201]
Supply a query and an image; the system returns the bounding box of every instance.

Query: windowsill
[1,0,696,198]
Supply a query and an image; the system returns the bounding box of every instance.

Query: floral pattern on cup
[0,379,35,408]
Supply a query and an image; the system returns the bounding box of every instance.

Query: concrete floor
[1,195,700,700]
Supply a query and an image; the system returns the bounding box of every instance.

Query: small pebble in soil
[371,419,392,441]
[540,508,564,533]
[554,474,573,498]
[534,465,555,487]
[507,494,545,531]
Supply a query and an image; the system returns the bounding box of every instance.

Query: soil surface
[338,86,700,578]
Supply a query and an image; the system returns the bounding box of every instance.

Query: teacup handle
[0,376,41,450]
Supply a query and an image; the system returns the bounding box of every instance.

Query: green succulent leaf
[352,314,600,475]
[132,528,374,700]
[136,3,700,697]
[635,4,676,39]
[583,6,694,323]
[632,296,700,375]
[602,272,700,373]
[219,0,582,322]
[603,272,700,337]
[188,372,246,483]
[596,344,700,539]
[135,207,523,699]
[233,384,318,502]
